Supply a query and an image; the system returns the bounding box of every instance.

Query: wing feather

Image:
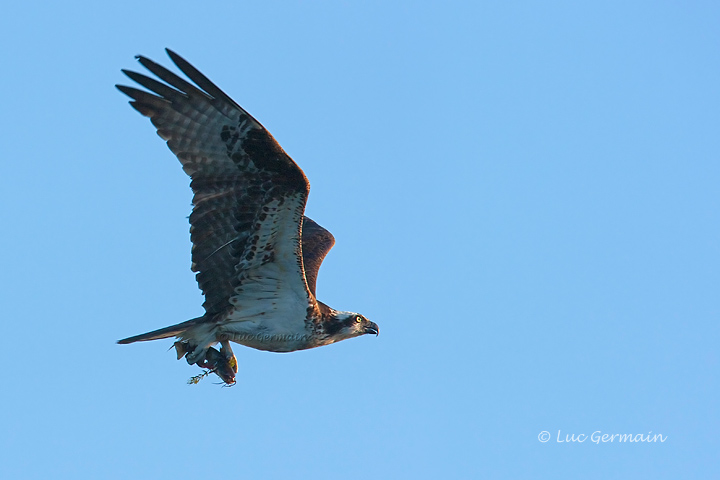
[301,217,335,296]
[117,49,313,316]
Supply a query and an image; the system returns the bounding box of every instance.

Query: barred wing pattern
[117,49,313,317]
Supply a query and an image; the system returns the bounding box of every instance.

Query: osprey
[116,49,378,385]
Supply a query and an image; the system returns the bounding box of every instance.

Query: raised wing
[301,217,335,296]
[117,49,313,316]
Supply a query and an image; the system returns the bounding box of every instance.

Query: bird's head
[326,311,379,341]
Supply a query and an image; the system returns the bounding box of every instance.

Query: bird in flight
[116,49,378,385]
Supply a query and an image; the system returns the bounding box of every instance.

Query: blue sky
[1,1,718,478]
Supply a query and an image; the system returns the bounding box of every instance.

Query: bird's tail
[117,317,203,344]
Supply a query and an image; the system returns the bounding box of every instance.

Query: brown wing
[301,217,336,296]
[117,49,313,316]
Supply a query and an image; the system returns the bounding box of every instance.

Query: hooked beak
[364,321,379,336]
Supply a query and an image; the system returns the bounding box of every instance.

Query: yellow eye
[355,316,362,323]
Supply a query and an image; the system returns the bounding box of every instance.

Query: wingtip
[118,70,136,86]
[165,48,185,67]
[115,84,135,97]
[134,54,159,71]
